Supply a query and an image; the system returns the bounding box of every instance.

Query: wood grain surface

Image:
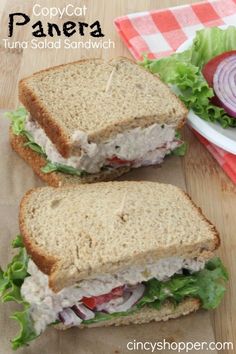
[0,0,235,353]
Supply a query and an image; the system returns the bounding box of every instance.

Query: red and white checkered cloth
[114,0,236,184]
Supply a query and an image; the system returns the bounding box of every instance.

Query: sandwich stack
[0,181,227,349]
[8,57,187,186]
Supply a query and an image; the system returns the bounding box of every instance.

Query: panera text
[8,4,104,38]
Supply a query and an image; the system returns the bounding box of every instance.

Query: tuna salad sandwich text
[0,181,228,349]
[7,57,188,186]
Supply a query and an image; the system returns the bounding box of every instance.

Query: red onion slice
[58,308,83,326]
[213,55,236,118]
[72,303,95,320]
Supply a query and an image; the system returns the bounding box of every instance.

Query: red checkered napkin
[114,0,236,184]
[194,131,236,184]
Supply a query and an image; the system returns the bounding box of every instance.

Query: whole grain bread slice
[19,181,219,292]
[19,57,188,158]
[10,128,131,187]
[56,298,200,330]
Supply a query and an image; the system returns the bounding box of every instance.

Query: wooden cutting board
[0,115,217,354]
[0,0,235,353]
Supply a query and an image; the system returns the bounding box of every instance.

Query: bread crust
[181,191,220,251]
[55,298,200,330]
[10,128,131,187]
[19,188,58,275]
[19,57,188,158]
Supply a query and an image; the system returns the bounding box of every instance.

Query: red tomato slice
[81,297,97,310]
[82,286,124,310]
[111,286,124,297]
[107,156,131,165]
[202,50,236,87]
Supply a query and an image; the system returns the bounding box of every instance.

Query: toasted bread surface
[19,57,187,157]
[19,181,219,292]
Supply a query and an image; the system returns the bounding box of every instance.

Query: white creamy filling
[24,116,180,173]
[21,257,205,335]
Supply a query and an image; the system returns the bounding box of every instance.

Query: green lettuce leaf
[83,307,136,325]
[11,306,38,350]
[5,108,85,175]
[137,257,228,311]
[12,235,24,249]
[190,26,236,69]
[83,257,228,325]
[172,142,187,156]
[0,269,9,294]
[142,26,236,128]
[41,161,87,177]
[5,107,46,156]
[170,132,187,156]
[137,275,198,310]
[0,238,28,303]
[5,107,28,135]
[22,131,46,156]
[194,257,228,309]
[0,235,37,349]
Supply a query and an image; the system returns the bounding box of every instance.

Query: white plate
[177,25,236,154]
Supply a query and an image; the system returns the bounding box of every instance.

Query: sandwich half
[8,58,188,186]
[0,182,227,349]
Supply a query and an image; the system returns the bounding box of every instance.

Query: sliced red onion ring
[72,303,95,320]
[58,308,83,326]
[213,55,236,118]
[124,284,140,292]
[96,284,145,314]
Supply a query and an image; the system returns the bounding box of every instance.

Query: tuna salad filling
[7,108,186,176]
[0,236,228,350]
[22,257,205,335]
